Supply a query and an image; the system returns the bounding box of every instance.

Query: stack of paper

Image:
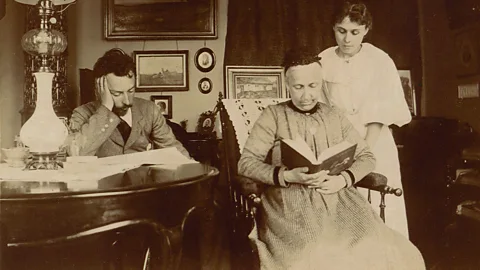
[0,147,195,183]
[97,147,197,166]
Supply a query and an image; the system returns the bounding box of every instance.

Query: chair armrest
[234,175,263,207]
[235,175,264,197]
[355,172,403,196]
[247,193,262,205]
[455,169,480,188]
[462,146,480,162]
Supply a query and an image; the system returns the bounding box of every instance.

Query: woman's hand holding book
[284,168,329,185]
[283,167,347,194]
[309,174,347,194]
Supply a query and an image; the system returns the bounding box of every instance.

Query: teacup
[2,147,30,167]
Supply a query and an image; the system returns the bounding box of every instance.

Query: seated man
[67,49,189,158]
[238,47,425,269]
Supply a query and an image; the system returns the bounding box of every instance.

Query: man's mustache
[113,104,132,115]
[116,104,133,110]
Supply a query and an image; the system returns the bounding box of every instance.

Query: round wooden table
[0,163,219,270]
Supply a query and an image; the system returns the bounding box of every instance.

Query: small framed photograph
[134,50,189,91]
[198,77,213,94]
[150,95,173,119]
[225,66,286,99]
[194,47,216,72]
[398,70,417,116]
[197,110,216,136]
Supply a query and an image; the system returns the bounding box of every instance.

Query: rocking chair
[216,94,402,269]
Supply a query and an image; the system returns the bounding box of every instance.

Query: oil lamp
[15,0,75,169]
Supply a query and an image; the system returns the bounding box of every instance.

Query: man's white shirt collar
[120,108,132,127]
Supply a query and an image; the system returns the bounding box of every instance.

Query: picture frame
[134,50,189,91]
[104,0,217,40]
[198,77,213,94]
[150,95,173,119]
[398,70,417,116]
[197,110,216,136]
[453,28,479,78]
[194,47,216,72]
[225,66,286,99]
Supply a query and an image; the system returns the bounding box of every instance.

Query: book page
[317,141,354,162]
[282,138,317,163]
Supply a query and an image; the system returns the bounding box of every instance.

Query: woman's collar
[335,43,368,62]
[287,100,319,115]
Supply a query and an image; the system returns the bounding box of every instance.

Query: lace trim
[222,99,289,153]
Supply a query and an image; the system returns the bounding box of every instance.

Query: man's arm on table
[67,104,121,156]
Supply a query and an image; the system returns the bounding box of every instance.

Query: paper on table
[97,147,197,166]
[0,163,141,182]
[0,164,60,182]
[0,147,195,183]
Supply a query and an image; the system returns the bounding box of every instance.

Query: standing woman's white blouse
[319,43,412,237]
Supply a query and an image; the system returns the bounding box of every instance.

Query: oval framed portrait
[194,47,216,73]
[198,77,213,94]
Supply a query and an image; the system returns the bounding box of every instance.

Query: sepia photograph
[2,0,480,269]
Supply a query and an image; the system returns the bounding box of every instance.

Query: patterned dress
[238,102,424,270]
[320,43,412,237]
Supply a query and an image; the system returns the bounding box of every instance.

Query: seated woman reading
[237,48,425,270]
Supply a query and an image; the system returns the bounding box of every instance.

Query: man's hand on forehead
[97,76,114,111]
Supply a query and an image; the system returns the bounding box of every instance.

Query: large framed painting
[398,69,417,116]
[134,50,189,91]
[225,66,286,99]
[104,0,217,40]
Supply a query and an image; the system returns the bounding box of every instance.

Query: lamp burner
[24,151,63,170]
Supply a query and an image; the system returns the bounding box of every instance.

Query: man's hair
[283,46,322,72]
[93,48,136,79]
[333,0,373,30]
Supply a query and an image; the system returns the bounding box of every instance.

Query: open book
[280,138,357,175]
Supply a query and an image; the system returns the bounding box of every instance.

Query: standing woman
[319,0,412,237]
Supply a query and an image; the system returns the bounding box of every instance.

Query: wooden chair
[216,95,403,269]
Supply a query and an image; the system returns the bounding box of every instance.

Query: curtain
[224,0,337,66]
[0,0,5,20]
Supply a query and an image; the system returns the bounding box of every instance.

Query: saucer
[4,159,26,168]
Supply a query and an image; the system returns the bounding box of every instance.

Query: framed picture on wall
[194,47,216,72]
[198,77,213,94]
[150,95,173,119]
[134,50,189,91]
[103,0,217,40]
[225,66,286,99]
[453,28,479,78]
[398,69,417,116]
